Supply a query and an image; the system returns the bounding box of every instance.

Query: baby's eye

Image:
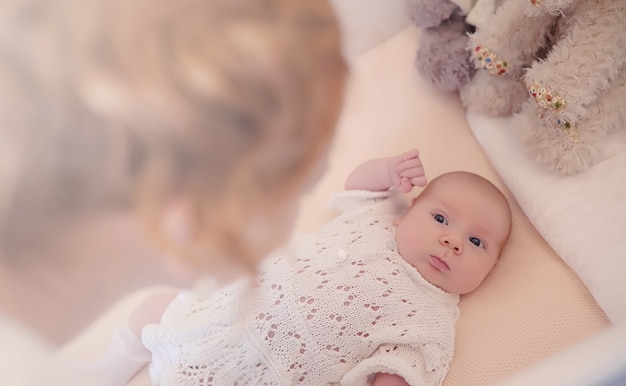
[433,214,448,225]
[469,237,484,248]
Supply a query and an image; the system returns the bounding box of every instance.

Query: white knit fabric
[142,190,460,386]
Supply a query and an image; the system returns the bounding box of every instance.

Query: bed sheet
[467,111,626,326]
[60,26,610,385]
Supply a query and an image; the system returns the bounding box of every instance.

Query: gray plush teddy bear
[407,0,503,93]
[406,0,475,92]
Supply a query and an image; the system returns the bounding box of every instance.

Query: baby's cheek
[475,259,497,283]
[399,236,421,261]
[458,262,494,294]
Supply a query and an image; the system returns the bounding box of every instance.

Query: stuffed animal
[406,0,475,92]
[461,0,626,175]
[407,0,503,93]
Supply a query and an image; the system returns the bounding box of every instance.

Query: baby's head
[395,171,512,295]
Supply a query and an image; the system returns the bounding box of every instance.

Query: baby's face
[395,179,510,295]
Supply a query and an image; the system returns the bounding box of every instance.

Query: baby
[122,149,512,386]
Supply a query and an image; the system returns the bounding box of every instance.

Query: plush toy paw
[416,15,475,92]
[513,100,605,175]
[515,65,626,175]
[407,0,482,93]
[460,70,528,116]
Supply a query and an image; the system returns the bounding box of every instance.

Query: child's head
[395,171,512,295]
[0,0,346,273]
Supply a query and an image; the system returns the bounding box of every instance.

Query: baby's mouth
[430,255,450,271]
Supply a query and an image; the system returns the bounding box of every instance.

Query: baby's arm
[344,149,427,193]
[372,372,411,386]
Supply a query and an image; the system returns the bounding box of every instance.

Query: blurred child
[0,0,346,384]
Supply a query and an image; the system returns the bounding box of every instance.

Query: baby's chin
[418,266,487,296]
[412,260,457,294]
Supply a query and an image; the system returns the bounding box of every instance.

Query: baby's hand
[388,149,427,193]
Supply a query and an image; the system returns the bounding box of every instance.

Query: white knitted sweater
[142,191,460,386]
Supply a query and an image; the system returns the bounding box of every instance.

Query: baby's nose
[441,235,462,254]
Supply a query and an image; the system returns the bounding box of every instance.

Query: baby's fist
[389,149,427,193]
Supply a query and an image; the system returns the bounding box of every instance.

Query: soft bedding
[61,21,611,386]
[295,26,609,385]
[467,112,626,326]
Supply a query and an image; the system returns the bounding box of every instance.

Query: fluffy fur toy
[461,0,626,175]
[406,0,476,92]
[407,0,504,93]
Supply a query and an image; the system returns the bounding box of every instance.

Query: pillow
[466,111,626,325]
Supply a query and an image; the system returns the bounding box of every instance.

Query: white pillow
[466,111,626,325]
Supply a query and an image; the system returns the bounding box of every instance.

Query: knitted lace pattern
[142,191,460,386]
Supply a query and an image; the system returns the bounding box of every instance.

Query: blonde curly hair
[0,0,346,269]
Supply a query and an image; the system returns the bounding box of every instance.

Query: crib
[61,1,626,384]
